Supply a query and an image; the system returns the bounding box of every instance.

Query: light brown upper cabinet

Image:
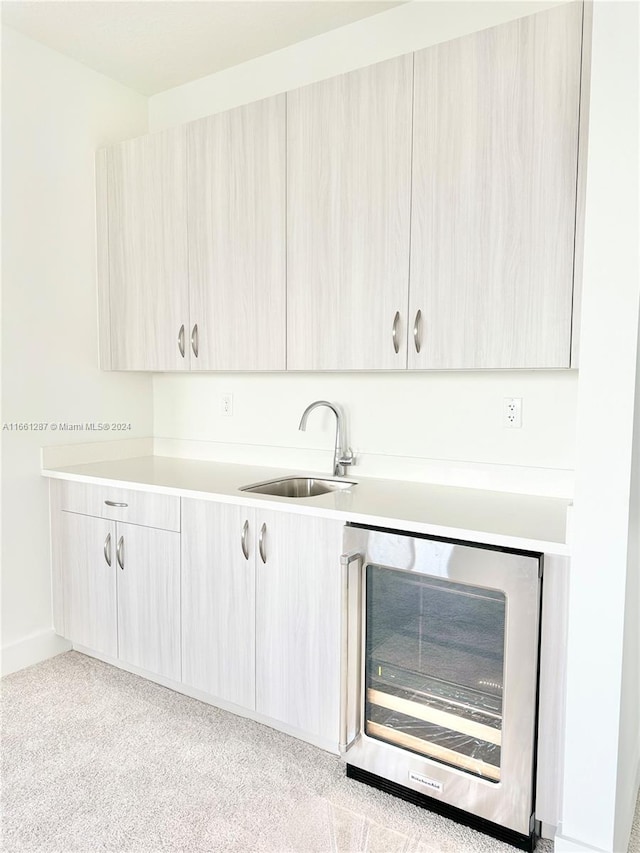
[97,95,286,371]
[408,3,584,369]
[99,127,190,371]
[287,55,413,370]
[97,5,586,373]
[187,95,286,370]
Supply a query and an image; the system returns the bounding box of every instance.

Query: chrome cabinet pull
[178,324,185,358]
[413,309,422,354]
[392,311,400,354]
[191,323,199,358]
[105,500,128,508]
[241,520,249,561]
[116,536,125,571]
[258,523,267,564]
[103,532,112,567]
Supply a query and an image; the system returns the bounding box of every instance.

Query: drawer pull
[105,501,128,508]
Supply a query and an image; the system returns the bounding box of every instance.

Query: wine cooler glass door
[341,525,542,838]
[366,567,505,783]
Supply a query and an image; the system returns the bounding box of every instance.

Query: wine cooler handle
[339,550,363,756]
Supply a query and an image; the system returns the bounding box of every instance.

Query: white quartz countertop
[42,455,571,554]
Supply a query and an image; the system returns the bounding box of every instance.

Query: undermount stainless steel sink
[240,476,357,498]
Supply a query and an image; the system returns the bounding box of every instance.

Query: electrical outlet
[221,393,233,417]
[503,397,522,429]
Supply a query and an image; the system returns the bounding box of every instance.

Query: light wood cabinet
[50,483,181,681]
[98,96,285,372]
[116,522,181,681]
[180,499,343,745]
[181,500,256,708]
[101,127,190,371]
[187,96,286,371]
[255,510,343,743]
[96,7,586,373]
[58,511,117,658]
[287,55,413,370]
[408,3,583,369]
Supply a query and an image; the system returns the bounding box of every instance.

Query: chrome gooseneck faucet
[298,400,354,477]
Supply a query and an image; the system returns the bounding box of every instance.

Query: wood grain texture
[535,555,570,828]
[58,480,180,532]
[95,149,112,370]
[187,96,286,371]
[100,488,180,532]
[107,127,190,371]
[116,522,181,681]
[255,511,343,744]
[409,3,583,369]
[287,55,413,370]
[181,499,256,708]
[570,0,591,368]
[60,511,117,657]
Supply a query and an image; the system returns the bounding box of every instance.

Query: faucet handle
[338,447,355,467]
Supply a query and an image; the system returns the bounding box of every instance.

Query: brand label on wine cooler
[409,771,443,793]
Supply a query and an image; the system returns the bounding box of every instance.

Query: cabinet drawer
[56,480,180,532]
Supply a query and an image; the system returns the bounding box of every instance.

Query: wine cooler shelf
[366,661,503,781]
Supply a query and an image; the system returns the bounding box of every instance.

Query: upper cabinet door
[187,96,286,371]
[105,128,190,371]
[409,3,583,369]
[287,56,413,370]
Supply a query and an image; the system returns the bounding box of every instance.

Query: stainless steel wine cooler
[340,524,542,851]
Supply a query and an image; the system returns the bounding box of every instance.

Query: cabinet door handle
[340,550,363,755]
[413,309,422,354]
[116,536,125,571]
[258,523,267,564]
[178,324,185,358]
[191,323,199,358]
[105,500,128,508]
[392,311,400,354]
[103,532,112,567]
[241,520,250,561]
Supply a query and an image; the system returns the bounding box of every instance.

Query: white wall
[149,0,567,129]
[149,0,578,499]
[1,27,151,674]
[556,3,640,852]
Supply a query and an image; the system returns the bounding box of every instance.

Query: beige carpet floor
[0,651,636,853]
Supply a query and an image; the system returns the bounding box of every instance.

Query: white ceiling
[1,1,403,96]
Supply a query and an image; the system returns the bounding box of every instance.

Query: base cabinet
[181,499,256,708]
[60,512,117,659]
[51,482,181,682]
[181,499,343,746]
[255,510,343,744]
[116,523,180,681]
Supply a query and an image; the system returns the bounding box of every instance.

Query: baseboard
[1,629,71,677]
[553,835,609,853]
[72,644,341,756]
